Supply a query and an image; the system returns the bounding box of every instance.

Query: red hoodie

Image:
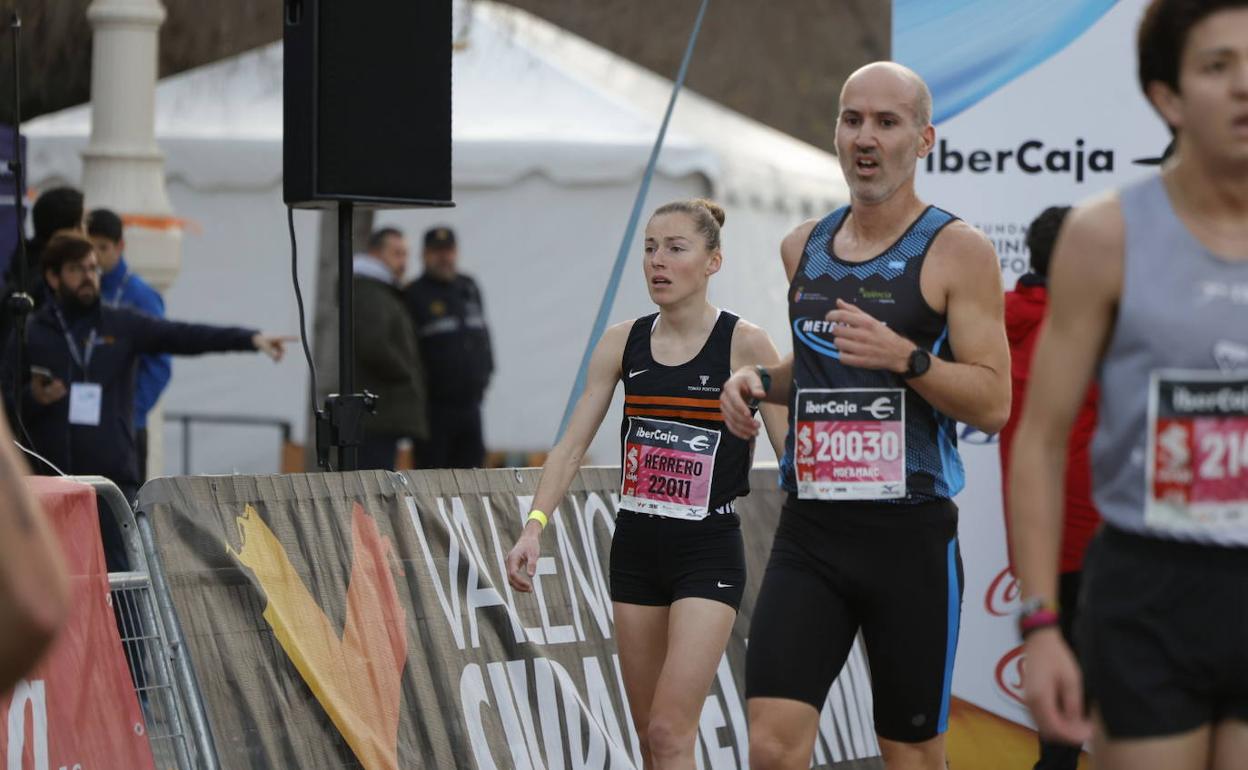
[999,277,1101,575]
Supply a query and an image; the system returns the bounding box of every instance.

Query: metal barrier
[79,476,219,770]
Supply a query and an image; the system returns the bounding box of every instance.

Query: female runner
[506,198,786,769]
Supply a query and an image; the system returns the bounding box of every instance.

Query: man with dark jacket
[404,226,493,468]
[354,227,428,470]
[997,205,1099,770]
[5,233,289,566]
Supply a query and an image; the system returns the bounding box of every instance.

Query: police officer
[404,226,494,468]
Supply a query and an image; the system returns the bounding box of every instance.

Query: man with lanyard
[87,208,171,481]
[1010,2,1248,768]
[8,233,290,570]
[720,61,1010,770]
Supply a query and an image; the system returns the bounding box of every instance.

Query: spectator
[998,205,1100,770]
[86,208,172,482]
[0,187,85,352]
[4,233,290,568]
[354,227,428,470]
[404,226,493,468]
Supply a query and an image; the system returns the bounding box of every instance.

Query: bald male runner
[721,62,1010,770]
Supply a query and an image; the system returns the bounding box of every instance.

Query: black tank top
[619,310,752,518]
[780,205,966,502]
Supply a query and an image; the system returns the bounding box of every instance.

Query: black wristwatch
[902,347,931,379]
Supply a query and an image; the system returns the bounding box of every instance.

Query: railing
[81,475,218,770]
[164,412,294,475]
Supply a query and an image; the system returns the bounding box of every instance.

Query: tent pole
[555,0,712,442]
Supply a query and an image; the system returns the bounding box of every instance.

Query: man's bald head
[841,61,933,128]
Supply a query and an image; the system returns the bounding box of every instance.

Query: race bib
[620,417,721,520]
[1145,370,1248,531]
[795,388,906,500]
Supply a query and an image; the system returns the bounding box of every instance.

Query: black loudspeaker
[283,0,454,208]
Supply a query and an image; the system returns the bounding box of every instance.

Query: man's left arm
[131,283,172,416]
[126,310,288,359]
[829,224,1011,434]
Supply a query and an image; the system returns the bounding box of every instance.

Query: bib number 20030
[795,388,906,500]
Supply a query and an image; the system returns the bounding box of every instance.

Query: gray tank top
[1092,174,1248,547]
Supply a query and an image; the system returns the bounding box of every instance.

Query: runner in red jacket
[998,205,1100,770]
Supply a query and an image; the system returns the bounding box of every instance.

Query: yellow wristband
[526,510,548,529]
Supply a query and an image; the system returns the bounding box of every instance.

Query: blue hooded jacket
[100,256,171,428]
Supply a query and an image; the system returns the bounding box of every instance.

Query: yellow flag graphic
[228,503,408,770]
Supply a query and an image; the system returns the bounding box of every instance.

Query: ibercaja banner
[137,469,879,769]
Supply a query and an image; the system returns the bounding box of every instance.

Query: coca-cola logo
[995,645,1026,705]
[984,566,1021,616]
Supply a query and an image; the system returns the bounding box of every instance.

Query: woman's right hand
[506,522,543,592]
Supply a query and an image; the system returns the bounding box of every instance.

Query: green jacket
[353,275,429,439]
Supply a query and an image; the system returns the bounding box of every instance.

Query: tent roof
[26,1,845,210]
[478,1,846,212]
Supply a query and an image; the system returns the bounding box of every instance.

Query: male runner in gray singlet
[1009,2,1248,769]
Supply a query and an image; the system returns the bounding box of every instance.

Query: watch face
[909,348,931,377]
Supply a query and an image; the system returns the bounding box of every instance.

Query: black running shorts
[609,509,745,611]
[745,494,962,743]
[1079,526,1248,738]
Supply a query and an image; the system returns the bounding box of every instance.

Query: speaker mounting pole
[336,200,357,470]
[315,201,374,472]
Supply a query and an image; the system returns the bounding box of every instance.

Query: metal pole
[181,415,190,475]
[8,13,31,436]
[337,201,357,471]
[136,510,221,770]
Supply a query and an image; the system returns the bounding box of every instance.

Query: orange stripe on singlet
[625,407,725,422]
[624,394,720,409]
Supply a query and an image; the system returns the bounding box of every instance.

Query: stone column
[82,0,182,479]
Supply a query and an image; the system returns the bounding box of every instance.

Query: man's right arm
[1010,195,1121,610]
[720,220,815,439]
[1009,193,1122,743]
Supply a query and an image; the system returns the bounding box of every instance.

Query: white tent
[24,1,847,471]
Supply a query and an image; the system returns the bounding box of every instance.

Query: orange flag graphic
[228,503,408,770]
